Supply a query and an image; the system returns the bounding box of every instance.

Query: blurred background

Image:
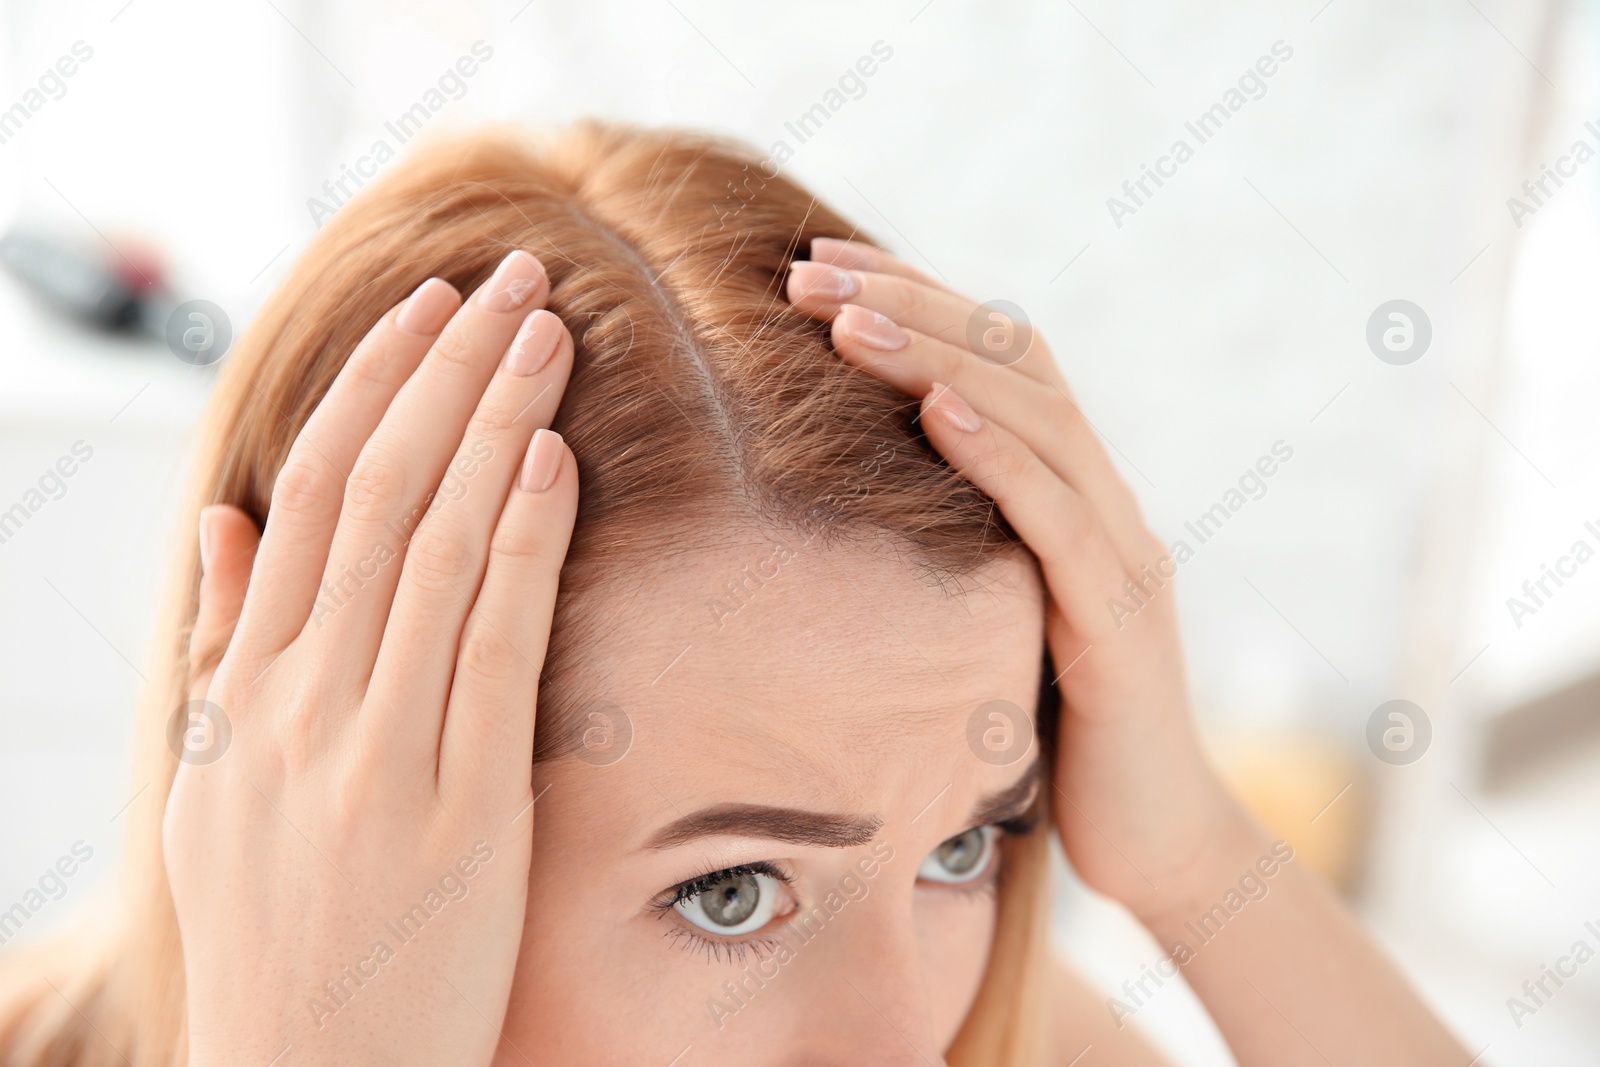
[1,0,1597,1062]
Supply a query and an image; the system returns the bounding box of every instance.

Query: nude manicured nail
[810,237,876,270]
[479,250,547,313]
[928,383,983,433]
[396,278,458,335]
[788,260,860,301]
[836,304,908,351]
[519,429,563,492]
[506,310,562,376]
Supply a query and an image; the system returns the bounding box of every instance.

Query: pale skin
[166,242,1470,1065]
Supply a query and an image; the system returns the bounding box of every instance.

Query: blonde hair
[0,121,1055,1066]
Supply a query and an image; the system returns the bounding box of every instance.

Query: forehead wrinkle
[658,689,863,789]
[546,542,1044,786]
[647,683,998,820]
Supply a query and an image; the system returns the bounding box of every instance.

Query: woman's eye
[918,825,998,884]
[674,870,785,936]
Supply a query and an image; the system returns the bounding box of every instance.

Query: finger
[787,263,1060,386]
[435,429,576,799]
[237,277,461,656]
[305,250,550,686]
[366,311,574,774]
[188,505,263,699]
[808,237,959,296]
[830,306,1160,575]
[917,382,1145,651]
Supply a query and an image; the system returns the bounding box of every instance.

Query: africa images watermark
[707,537,804,630]
[0,441,95,547]
[1106,839,1296,1028]
[1505,119,1600,229]
[0,841,95,948]
[307,841,495,1029]
[309,440,494,627]
[715,40,894,229]
[1106,440,1295,628]
[704,841,896,1031]
[1107,39,1295,229]
[1505,917,1600,1030]
[307,41,494,226]
[1503,516,1600,630]
[0,40,93,148]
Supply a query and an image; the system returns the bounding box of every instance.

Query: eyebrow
[644,757,1044,851]
[645,806,882,850]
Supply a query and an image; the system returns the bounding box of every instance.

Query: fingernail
[928,383,983,433]
[810,236,876,270]
[396,278,459,335]
[836,304,908,351]
[519,429,563,492]
[198,505,222,574]
[788,260,860,301]
[479,250,547,313]
[505,309,563,376]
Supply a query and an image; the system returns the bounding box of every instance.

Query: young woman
[0,122,1468,1065]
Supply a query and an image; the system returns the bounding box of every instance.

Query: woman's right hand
[163,250,577,1067]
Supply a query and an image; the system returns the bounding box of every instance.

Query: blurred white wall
[2,1,1598,1063]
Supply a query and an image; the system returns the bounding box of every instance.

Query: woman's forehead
[569,539,1043,704]
[537,541,1044,796]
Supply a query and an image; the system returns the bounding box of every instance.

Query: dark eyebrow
[645,758,1044,851]
[645,805,882,850]
[968,758,1042,828]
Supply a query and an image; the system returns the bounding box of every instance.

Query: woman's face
[496,535,1046,1065]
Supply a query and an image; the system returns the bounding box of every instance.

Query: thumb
[188,504,262,701]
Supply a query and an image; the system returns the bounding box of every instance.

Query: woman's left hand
[786,239,1260,924]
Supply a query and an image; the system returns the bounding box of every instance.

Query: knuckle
[883,283,919,321]
[406,524,476,591]
[489,521,551,566]
[904,283,938,316]
[342,344,404,396]
[470,395,525,438]
[344,446,409,520]
[271,450,336,521]
[458,619,523,688]
[987,443,1030,485]
[429,331,479,374]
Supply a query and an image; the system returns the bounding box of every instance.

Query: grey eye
[675,871,782,935]
[918,826,997,884]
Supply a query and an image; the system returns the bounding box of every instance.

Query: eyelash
[996,810,1040,838]
[650,861,798,964]
[653,817,1038,962]
[660,924,793,965]
[651,860,796,912]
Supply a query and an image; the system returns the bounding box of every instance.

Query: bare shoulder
[1048,953,1173,1066]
